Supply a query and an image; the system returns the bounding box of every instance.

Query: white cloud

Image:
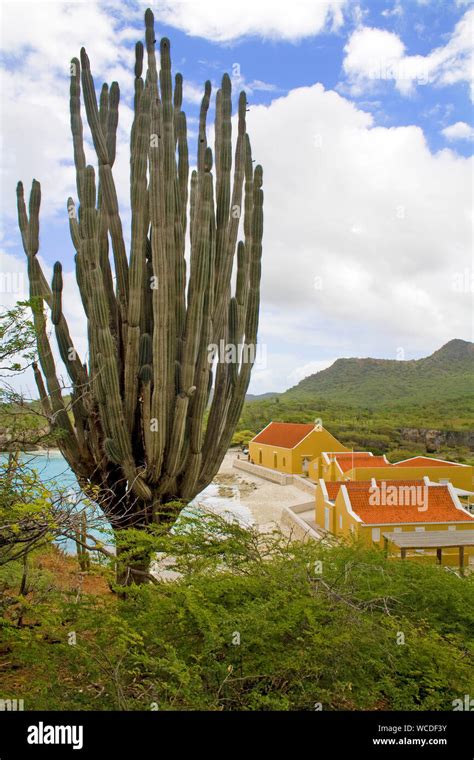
[243,82,473,375]
[342,8,474,99]
[0,1,141,222]
[151,0,348,43]
[442,121,474,141]
[0,248,88,398]
[288,359,336,385]
[381,3,404,18]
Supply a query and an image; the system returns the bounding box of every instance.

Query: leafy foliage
[0,301,36,380]
[1,516,473,711]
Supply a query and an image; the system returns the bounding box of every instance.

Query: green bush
[3,516,473,711]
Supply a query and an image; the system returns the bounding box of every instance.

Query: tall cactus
[16,8,263,577]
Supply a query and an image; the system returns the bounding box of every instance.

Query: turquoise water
[1,451,254,555]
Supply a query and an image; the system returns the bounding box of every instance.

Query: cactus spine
[16,9,264,562]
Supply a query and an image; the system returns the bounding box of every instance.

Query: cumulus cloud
[243,83,472,366]
[151,0,348,43]
[0,1,141,222]
[442,121,474,141]
[342,8,474,99]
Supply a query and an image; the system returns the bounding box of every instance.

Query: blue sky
[0,0,472,396]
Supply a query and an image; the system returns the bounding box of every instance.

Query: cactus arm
[215,75,232,299]
[212,92,247,340]
[144,8,159,101]
[175,110,188,338]
[189,169,197,246]
[69,57,86,202]
[165,160,212,481]
[18,181,82,470]
[125,84,150,430]
[32,361,52,418]
[149,99,168,481]
[80,47,129,313]
[197,80,211,174]
[158,37,179,434]
[198,166,263,488]
[79,165,151,501]
[107,81,119,166]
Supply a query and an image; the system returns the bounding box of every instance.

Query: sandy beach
[214,450,313,530]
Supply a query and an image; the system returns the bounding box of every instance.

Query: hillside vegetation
[237,340,474,462]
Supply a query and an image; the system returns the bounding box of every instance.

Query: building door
[258,450,262,464]
[273,453,277,468]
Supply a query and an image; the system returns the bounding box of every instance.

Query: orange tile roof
[342,483,474,524]
[323,481,370,500]
[252,422,315,449]
[333,452,389,473]
[323,479,426,502]
[394,456,458,468]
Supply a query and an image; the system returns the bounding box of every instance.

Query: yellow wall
[249,427,348,475]
[309,459,473,490]
[315,481,474,566]
[248,442,294,474]
[347,464,473,490]
[315,482,336,533]
[331,489,474,566]
[308,454,346,481]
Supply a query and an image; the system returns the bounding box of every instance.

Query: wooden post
[383,537,388,558]
[459,546,465,575]
[436,547,442,565]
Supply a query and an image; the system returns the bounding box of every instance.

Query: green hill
[282,339,473,408]
[238,340,474,462]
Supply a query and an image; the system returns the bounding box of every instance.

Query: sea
[1,450,254,555]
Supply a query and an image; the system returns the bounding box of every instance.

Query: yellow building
[308,451,389,481]
[309,451,473,491]
[248,422,348,475]
[391,456,473,491]
[315,478,474,567]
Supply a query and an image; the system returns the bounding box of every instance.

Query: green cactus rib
[17,7,263,537]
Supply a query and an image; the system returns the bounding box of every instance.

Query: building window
[372,528,380,542]
[273,453,277,468]
[324,508,330,531]
[258,450,262,464]
[282,457,286,467]
[448,525,456,531]
[415,527,425,531]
